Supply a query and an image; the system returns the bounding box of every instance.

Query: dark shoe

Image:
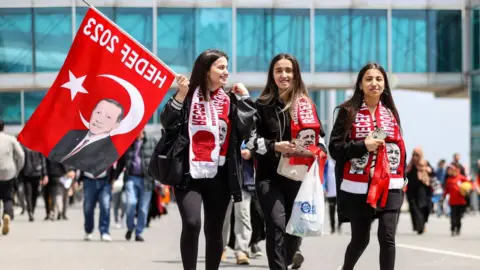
[44,216,50,221]
[135,235,144,242]
[29,216,34,222]
[125,230,133,241]
[292,251,304,269]
[250,244,263,258]
[62,215,68,221]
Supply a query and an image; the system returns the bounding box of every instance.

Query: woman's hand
[365,132,384,152]
[175,74,189,102]
[232,83,249,95]
[275,141,296,155]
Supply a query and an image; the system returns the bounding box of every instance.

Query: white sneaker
[101,234,112,242]
[115,223,122,229]
[84,233,93,241]
[337,266,343,270]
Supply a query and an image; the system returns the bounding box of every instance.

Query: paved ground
[1,203,480,270]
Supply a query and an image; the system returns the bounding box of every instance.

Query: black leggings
[174,172,231,270]
[343,210,399,270]
[450,205,466,233]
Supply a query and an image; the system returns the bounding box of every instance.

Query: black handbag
[148,109,189,187]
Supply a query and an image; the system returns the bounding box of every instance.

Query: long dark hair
[257,53,308,112]
[188,49,228,101]
[336,62,401,137]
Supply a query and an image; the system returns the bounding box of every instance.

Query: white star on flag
[61,70,89,100]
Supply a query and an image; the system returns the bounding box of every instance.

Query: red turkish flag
[18,8,176,177]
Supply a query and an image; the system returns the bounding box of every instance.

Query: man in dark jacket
[44,159,75,221]
[18,146,47,222]
[116,129,157,242]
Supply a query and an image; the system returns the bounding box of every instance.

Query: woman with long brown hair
[329,62,407,270]
[406,146,435,235]
[160,49,255,270]
[246,53,327,270]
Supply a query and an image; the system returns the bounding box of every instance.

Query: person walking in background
[222,141,257,265]
[443,165,469,236]
[329,63,407,270]
[45,160,75,221]
[324,157,341,234]
[435,159,448,217]
[18,145,47,222]
[80,165,118,242]
[115,129,157,242]
[451,153,466,176]
[406,147,435,235]
[0,120,25,235]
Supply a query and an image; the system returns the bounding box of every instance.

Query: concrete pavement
[1,203,480,270]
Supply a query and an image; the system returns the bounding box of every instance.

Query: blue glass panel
[430,10,462,72]
[195,9,232,60]
[0,8,33,73]
[116,8,153,51]
[237,9,310,72]
[157,8,195,74]
[0,92,21,125]
[350,9,388,71]
[75,7,115,33]
[336,90,346,105]
[473,8,480,70]
[315,9,350,72]
[392,10,462,72]
[272,9,310,72]
[392,10,428,72]
[24,91,47,122]
[34,8,72,72]
[236,9,273,72]
[472,75,480,126]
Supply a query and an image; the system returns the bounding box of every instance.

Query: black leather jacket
[160,91,256,202]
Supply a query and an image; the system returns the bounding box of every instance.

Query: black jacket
[247,97,327,182]
[329,107,407,221]
[20,146,47,178]
[160,91,256,202]
[116,135,158,191]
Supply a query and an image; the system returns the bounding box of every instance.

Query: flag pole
[79,0,178,78]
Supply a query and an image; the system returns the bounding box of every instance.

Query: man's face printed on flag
[89,99,124,135]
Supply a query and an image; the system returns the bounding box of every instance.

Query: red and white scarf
[343,102,405,208]
[188,87,231,179]
[289,95,327,182]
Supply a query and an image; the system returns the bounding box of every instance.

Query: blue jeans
[83,177,112,235]
[125,176,152,236]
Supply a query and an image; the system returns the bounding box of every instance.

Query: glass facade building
[0,0,475,162]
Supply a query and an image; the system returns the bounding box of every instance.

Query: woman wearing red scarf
[329,63,406,270]
[246,53,327,270]
[161,49,255,270]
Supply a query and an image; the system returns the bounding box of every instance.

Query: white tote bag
[286,159,325,237]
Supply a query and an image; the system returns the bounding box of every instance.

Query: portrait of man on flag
[18,7,176,177]
[48,98,123,175]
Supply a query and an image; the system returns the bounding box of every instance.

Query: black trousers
[0,179,15,219]
[256,177,302,270]
[174,170,231,270]
[408,199,429,234]
[327,197,339,233]
[450,205,466,233]
[343,210,399,270]
[24,176,41,216]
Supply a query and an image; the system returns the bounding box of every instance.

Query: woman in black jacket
[160,49,255,270]
[246,53,327,270]
[329,63,407,270]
